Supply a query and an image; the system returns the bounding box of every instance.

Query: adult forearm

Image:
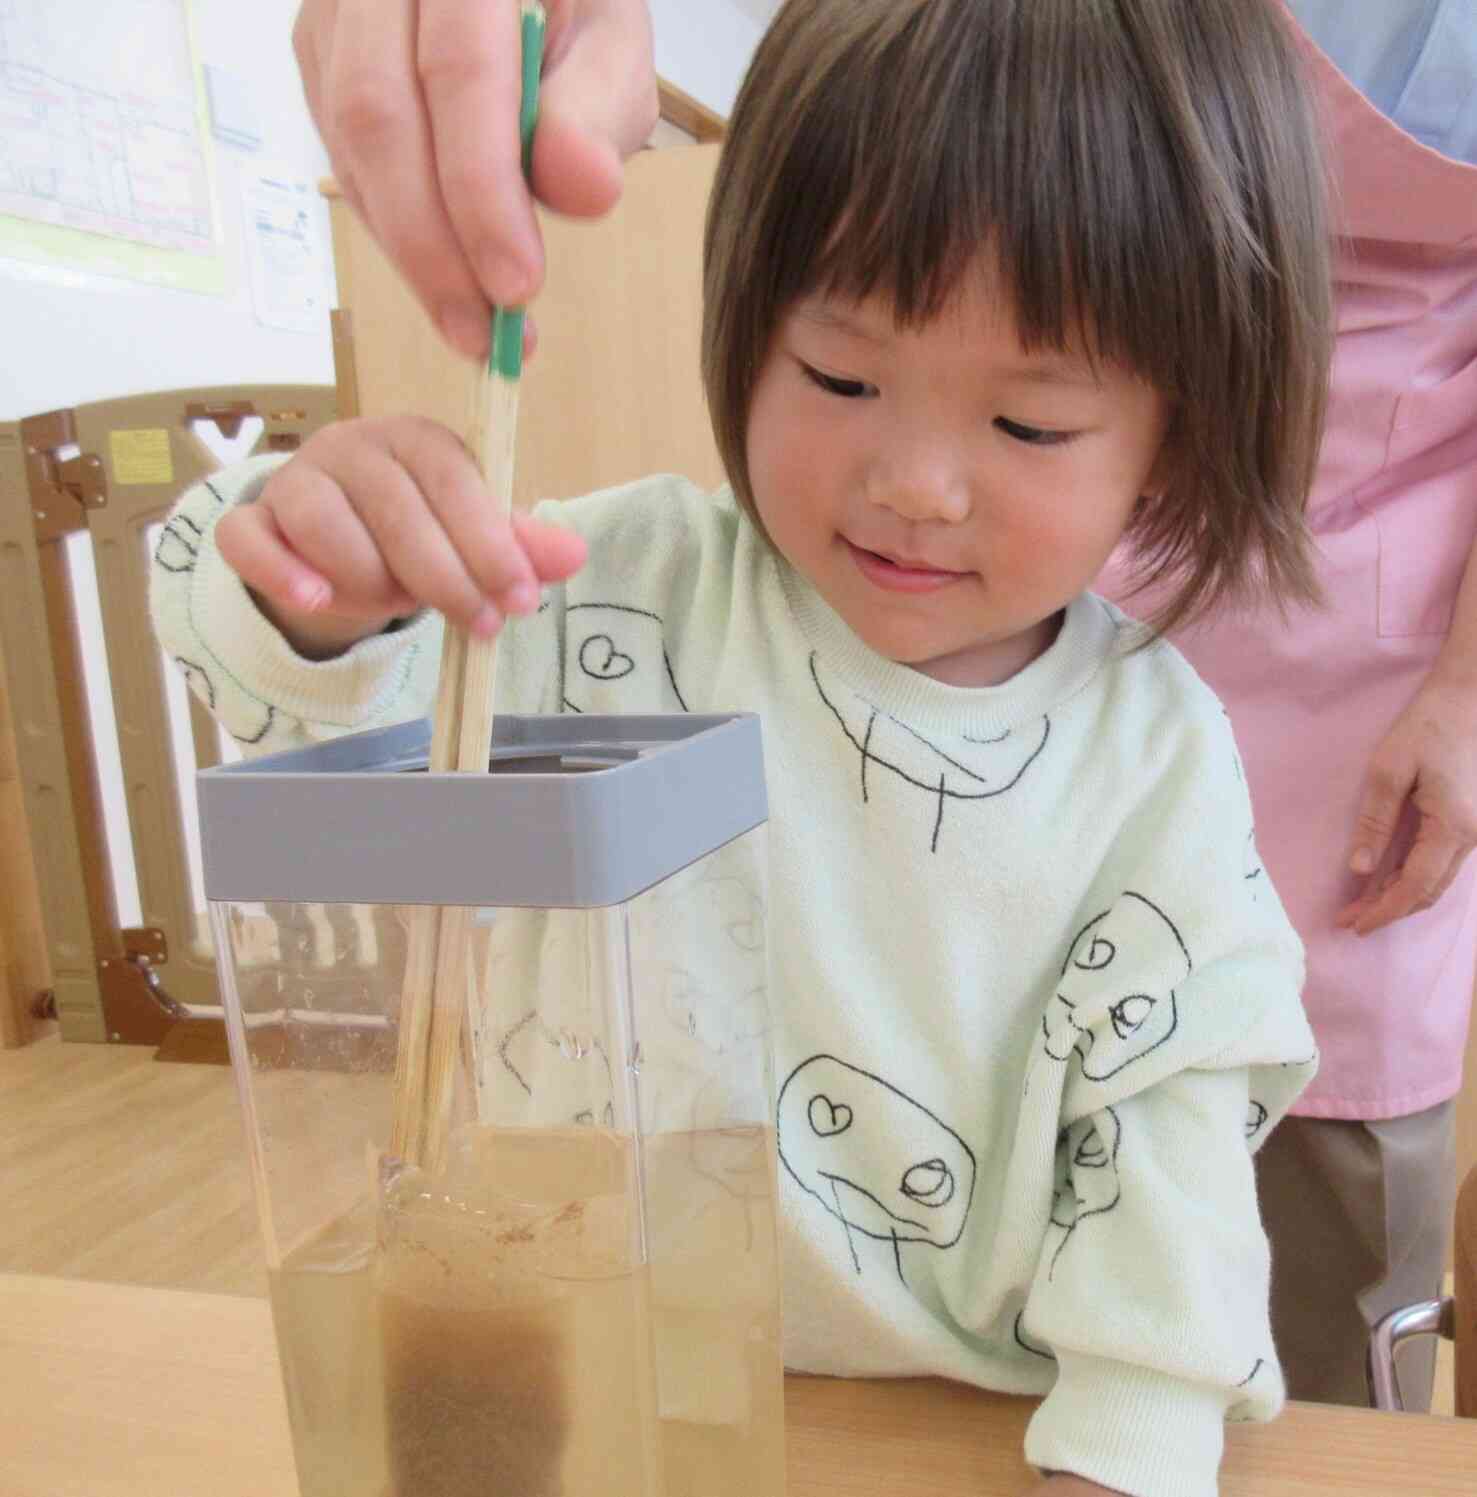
[1339,522,1477,931]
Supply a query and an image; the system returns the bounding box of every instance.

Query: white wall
[0,0,335,421]
[0,1,766,424]
[1,0,768,934]
[651,0,765,117]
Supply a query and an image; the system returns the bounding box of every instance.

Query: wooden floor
[0,1024,1458,1414]
[0,1023,266,1296]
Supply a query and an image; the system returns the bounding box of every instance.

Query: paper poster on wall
[0,0,226,293]
[241,163,328,334]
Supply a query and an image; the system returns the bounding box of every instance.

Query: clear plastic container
[201,715,783,1497]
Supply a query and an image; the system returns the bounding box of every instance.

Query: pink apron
[1100,27,1477,1119]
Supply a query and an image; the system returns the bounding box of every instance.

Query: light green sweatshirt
[152,456,1317,1497]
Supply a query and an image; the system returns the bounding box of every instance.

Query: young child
[152,2,1334,1491]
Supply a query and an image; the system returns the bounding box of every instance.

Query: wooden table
[3,1273,1473,1495]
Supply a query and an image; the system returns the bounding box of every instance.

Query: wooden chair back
[0,392,337,1046]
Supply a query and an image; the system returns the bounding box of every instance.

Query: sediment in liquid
[266,1124,785,1496]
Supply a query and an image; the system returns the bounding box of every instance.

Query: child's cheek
[1018,492,1132,586]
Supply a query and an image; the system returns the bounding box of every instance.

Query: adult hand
[1338,672,1477,936]
[295,0,658,358]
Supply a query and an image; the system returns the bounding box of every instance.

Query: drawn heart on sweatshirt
[579,634,636,680]
[808,1094,854,1137]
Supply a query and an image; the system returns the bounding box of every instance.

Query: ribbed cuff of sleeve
[1024,1352,1227,1497]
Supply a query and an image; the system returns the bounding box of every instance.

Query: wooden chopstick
[389,2,546,1172]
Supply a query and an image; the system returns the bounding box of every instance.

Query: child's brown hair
[701,0,1332,633]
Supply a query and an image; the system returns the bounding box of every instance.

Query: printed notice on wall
[0,0,224,292]
[241,163,328,335]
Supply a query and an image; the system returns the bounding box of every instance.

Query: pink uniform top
[1100,25,1477,1119]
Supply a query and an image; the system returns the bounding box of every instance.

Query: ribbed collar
[773,553,1129,740]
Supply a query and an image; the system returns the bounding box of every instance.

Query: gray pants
[1255,1101,1457,1409]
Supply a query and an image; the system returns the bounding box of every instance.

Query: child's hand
[215,416,588,660]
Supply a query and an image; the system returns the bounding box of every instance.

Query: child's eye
[801,363,873,398]
[995,416,1076,447]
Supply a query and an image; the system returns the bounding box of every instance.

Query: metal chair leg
[1368,1297,1456,1411]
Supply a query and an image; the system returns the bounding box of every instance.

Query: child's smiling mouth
[844,539,970,594]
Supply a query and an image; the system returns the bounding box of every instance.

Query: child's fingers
[340,439,507,633]
[393,424,541,614]
[237,419,575,641]
[267,470,419,619]
[511,513,589,583]
[216,501,336,617]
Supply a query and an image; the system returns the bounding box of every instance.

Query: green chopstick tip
[519,5,546,179]
[491,308,525,380]
[482,3,542,379]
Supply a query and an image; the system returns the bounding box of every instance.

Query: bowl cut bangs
[702,0,1331,629]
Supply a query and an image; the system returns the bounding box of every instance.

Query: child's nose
[867,458,972,525]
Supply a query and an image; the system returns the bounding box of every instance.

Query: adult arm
[294,0,657,357]
[1340,529,1477,934]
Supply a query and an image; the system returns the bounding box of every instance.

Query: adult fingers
[1337,820,1464,936]
[1347,753,1414,877]
[419,0,659,303]
[419,0,542,309]
[292,1,333,156]
[541,0,659,159]
[529,110,624,219]
[530,2,658,217]
[297,7,371,231]
[319,0,489,358]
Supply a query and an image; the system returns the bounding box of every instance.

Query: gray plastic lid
[198,714,766,908]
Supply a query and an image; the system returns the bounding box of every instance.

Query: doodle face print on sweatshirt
[777,1054,977,1286]
[562,602,689,714]
[154,486,278,746]
[1042,891,1191,1081]
[809,653,1050,851]
[1046,1106,1123,1276]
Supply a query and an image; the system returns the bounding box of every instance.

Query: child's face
[745,254,1170,686]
